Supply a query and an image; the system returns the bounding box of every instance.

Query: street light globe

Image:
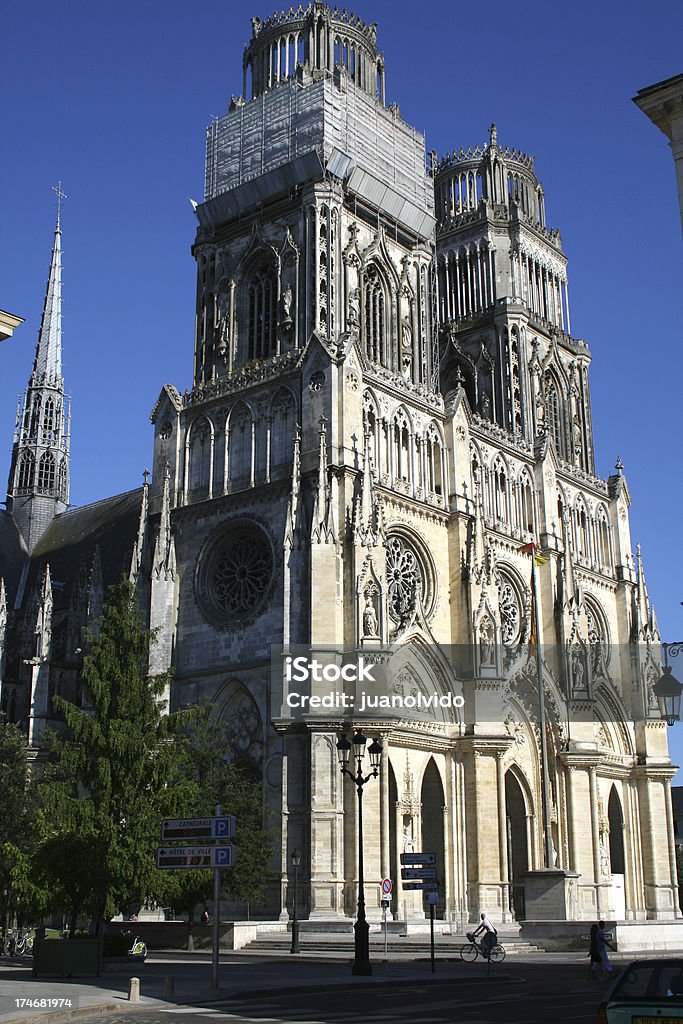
[352,729,367,760]
[653,666,683,726]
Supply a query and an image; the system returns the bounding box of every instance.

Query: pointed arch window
[364,264,387,366]
[596,509,611,569]
[37,451,55,492]
[520,473,535,535]
[30,398,41,439]
[545,375,564,458]
[425,424,443,497]
[17,451,35,492]
[493,460,509,524]
[42,396,55,441]
[246,263,277,362]
[58,458,67,499]
[392,410,411,484]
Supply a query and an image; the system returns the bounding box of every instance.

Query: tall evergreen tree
[0,718,44,939]
[37,580,192,933]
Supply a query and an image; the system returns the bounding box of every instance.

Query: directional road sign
[157,846,213,869]
[400,851,436,866]
[156,844,236,870]
[401,867,437,880]
[402,881,438,891]
[161,816,236,842]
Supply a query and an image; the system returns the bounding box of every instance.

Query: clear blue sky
[2,1,682,770]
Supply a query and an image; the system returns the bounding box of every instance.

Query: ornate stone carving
[195,519,274,628]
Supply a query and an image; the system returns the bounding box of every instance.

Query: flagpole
[529,550,554,871]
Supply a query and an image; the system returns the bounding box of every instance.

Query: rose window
[196,520,274,627]
[386,534,431,635]
[498,579,521,646]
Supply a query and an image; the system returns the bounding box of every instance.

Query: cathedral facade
[1,3,679,930]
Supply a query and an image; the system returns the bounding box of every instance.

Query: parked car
[598,959,683,1024]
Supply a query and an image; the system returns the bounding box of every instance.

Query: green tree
[0,718,46,937]
[162,711,274,943]
[37,580,192,934]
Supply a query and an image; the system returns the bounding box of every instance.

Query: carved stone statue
[280,285,293,328]
[348,288,360,330]
[571,648,584,690]
[362,592,379,638]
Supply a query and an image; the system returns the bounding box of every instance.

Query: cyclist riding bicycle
[473,912,497,957]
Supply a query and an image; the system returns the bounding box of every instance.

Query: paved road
[79,961,608,1024]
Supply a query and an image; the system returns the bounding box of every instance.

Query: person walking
[473,912,497,958]
[589,923,602,978]
[597,921,613,975]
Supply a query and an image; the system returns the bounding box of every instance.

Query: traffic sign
[156,844,236,869]
[157,846,213,869]
[212,845,235,868]
[401,867,437,880]
[400,852,436,866]
[381,898,391,909]
[402,881,438,891]
[161,816,236,841]
[424,892,438,905]
[381,878,392,895]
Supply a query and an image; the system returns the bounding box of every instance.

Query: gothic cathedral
[1,3,679,934]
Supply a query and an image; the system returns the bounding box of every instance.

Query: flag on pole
[517,542,548,660]
[517,541,549,567]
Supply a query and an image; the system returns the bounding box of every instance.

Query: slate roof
[26,488,144,612]
[0,510,28,608]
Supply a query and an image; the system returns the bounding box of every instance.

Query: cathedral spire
[7,194,70,551]
[33,192,65,387]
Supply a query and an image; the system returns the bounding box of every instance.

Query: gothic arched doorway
[608,786,626,919]
[505,770,529,920]
[421,758,445,917]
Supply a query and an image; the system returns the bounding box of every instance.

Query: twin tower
[3,4,677,930]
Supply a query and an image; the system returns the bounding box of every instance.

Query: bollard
[162,976,175,1001]
[128,977,140,1002]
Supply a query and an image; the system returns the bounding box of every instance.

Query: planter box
[32,938,103,977]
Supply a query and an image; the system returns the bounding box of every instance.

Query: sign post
[400,852,438,967]
[211,805,221,991]
[381,879,392,959]
[157,810,236,992]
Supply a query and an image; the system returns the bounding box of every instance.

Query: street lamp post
[655,643,683,726]
[290,850,301,954]
[336,730,383,977]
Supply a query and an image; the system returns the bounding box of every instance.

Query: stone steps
[244,935,542,955]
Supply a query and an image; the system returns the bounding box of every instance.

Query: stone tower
[7,205,70,552]
[145,4,679,932]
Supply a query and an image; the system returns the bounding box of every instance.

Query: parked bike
[128,935,147,962]
[459,930,506,963]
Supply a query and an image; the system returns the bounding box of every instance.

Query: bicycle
[459,930,506,963]
[14,932,33,956]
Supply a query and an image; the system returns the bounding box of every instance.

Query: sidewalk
[0,949,514,1024]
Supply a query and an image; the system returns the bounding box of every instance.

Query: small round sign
[382,878,392,895]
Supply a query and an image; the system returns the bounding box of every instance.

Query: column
[380,734,390,883]
[664,780,680,912]
[208,428,215,500]
[496,753,510,920]
[589,768,603,915]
